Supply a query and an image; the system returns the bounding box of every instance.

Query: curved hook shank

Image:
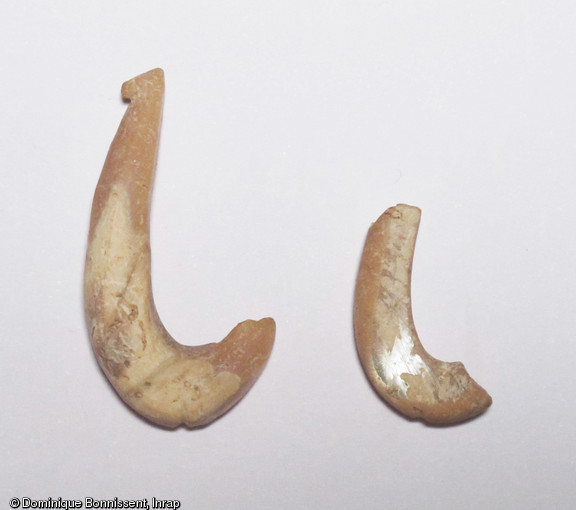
[354,204,491,424]
[84,69,275,428]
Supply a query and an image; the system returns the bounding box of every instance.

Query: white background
[1,1,575,509]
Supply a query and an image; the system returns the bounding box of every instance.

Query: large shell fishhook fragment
[84,69,275,428]
[354,204,491,424]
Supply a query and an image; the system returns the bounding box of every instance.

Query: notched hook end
[121,68,164,102]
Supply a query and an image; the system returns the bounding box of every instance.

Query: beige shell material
[84,69,275,428]
[354,204,492,424]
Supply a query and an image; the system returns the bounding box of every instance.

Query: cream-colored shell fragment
[84,69,275,428]
[354,204,492,425]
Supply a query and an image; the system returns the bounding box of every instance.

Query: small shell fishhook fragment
[354,204,492,424]
[84,69,275,428]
